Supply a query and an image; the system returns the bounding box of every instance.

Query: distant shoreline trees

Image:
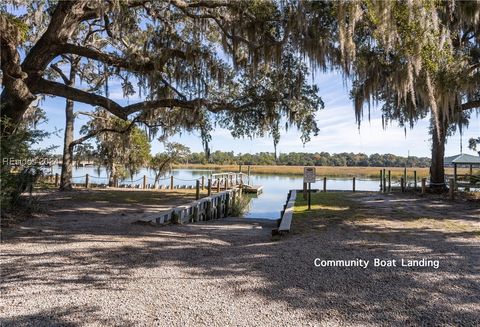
[185,151,431,168]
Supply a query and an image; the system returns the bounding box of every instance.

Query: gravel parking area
[1,192,479,326]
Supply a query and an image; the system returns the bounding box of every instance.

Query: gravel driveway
[1,193,479,326]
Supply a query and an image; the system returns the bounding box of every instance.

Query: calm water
[49,166,381,219]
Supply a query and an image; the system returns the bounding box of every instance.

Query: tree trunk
[59,99,75,190]
[429,120,447,192]
[108,162,116,187]
[59,63,77,191]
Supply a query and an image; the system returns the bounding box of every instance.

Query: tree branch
[50,63,70,84]
[461,99,480,111]
[71,117,139,147]
[58,43,189,73]
[34,78,128,119]
[33,78,228,119]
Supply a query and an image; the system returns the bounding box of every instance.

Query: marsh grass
[176,164,470,178]
[230,194,251,217]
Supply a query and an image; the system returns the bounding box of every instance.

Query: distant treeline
[187,151,431,167]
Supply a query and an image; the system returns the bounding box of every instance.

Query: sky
[37,69,479,158]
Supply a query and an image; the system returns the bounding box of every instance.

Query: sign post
[303,167,316,211]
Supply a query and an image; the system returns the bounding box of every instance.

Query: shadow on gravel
[0,305,133,327]
[1,193,479,326]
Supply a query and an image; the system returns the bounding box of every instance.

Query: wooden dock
[242,185,263,194]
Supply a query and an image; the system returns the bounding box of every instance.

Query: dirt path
[1,192,479,326]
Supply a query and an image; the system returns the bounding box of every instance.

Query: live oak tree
[0,0,322,157]
[326,1,480,190]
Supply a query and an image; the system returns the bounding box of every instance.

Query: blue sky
[38,70,479,158]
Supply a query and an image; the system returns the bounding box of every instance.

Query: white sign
[304,167,316,183]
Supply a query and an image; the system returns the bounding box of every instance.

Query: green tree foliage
[0,111,55,213]
[149,142,191,186]
[80,109,151,185]
[469,137,480,155]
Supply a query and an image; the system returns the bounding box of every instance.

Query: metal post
[303,182,307,200]
[308,182,311,210]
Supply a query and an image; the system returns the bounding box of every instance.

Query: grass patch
[292,192,366,234]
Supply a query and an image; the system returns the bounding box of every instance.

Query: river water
[49,166,381,219]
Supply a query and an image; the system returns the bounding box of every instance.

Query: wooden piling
[143,175,147,189]
[380,170,383,191]
[225,193,230,216]
[201,176,205,190]
[414,171,417,190]
[449,179,455,200]
[207,178,212,196]
[170,176,174,190]
[352,177,356,192]
[421,178,426,195]
[400,177,405,192]
[383,169,387,192]
[206,200,212,220]
[388,170,391,192]
[217,178,220,193]
[323,177,327,192]
[85,174,89,188]
[195,180,200,200]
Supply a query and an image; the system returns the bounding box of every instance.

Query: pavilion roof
[445,153,480,165]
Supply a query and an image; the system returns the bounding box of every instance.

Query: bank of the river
[175,164,469,178]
